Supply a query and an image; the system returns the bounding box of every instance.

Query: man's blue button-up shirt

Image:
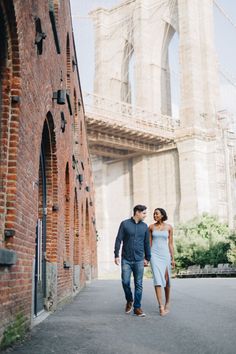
[114,217,151,262]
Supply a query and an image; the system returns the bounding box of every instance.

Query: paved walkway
[3,278,236,354]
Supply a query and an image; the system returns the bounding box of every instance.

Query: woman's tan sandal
[159,305,167,316]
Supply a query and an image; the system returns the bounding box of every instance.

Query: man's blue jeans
[121,258,144,309]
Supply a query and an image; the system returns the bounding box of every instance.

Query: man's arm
[144,226,151,264]
[114,221,125,265]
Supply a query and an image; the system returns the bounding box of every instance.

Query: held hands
[114,257,120,266]
[115,258,149,267]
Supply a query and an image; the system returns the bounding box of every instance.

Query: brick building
[0,0,97,345]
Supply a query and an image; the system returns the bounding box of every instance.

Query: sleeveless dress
[150,228,171,287]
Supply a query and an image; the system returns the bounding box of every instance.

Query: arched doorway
[73,188,80,291]
[35,143,47,315]
[64,162,70,261]
[84,199,91,280]
[34,113,58,316]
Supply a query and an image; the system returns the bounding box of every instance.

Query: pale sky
[70,0,236,115]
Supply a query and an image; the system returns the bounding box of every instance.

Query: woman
[149,208,175,316]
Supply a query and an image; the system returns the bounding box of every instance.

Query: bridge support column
[92,157,134,276]
[132,156,149,207]
[132,152,181,225]
[177,136,220,222]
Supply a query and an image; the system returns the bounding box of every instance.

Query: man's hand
[144,259,149,267]
[114,257,120,266]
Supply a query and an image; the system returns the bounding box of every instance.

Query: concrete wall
[93,157,133,275]
[93,150,180,276]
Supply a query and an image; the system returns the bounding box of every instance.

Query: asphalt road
[3,278,236,354]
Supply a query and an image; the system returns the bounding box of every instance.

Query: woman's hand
[171,259,175,269]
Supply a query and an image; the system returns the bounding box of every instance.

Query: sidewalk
[3,278,236,354]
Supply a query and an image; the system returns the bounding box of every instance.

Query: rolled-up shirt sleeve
[144,227,151,261]
[114,222,125,258]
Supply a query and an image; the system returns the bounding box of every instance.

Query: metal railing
[83,92,180,136]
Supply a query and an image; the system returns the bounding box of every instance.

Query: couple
[114,204,175,317]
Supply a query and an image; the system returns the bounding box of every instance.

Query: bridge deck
[84,93,179,159]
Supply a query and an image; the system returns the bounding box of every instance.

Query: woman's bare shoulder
[166,223,173,231]
[149,224,154,231]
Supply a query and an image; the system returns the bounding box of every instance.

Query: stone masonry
[89,0,236,275]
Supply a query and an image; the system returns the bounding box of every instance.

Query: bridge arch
[121,40,134,105]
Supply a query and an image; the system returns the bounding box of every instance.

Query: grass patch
[1,313,28,349]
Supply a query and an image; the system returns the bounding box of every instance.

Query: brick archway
[73,188,80,291]
[64,162,70,261]
[73,188,79,265]
[84,199,91,280]
[34,112,58,315]
[0,0,21,247]
[39,112,58,263]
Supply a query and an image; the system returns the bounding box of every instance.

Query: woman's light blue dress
[150,229,171,287]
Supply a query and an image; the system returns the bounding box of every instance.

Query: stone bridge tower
[89,0,233,275]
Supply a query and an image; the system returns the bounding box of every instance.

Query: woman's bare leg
[164,268,170,312]
[154,286,167,316]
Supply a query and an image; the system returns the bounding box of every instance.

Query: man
[114,205,151,317]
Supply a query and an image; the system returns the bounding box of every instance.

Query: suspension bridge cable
[213,0,236,30]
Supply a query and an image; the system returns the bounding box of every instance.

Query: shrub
[174,214,236,271]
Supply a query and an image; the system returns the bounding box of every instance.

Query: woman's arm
[149,225,153,248]
[168,225,175,268]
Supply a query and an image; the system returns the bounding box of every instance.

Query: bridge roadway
[3,278,236,354]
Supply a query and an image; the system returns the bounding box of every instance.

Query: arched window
[79,120,83,147]
[74,89,78,117]
[49,0,61,53]
[73,89,79,160]
[168,31,180,119]
[66,34,71,92]
[53,0,60,25]
[121,41,135,105]
[49,0,61,25]
[161,23,180,119]
[128,52,135,106]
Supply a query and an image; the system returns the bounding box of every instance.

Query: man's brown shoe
[125,301,133,314]
[133,308,146,317]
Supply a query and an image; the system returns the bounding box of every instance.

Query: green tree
[227,234,236,265]
[174,214,235,270]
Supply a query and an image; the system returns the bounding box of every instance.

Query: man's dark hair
[133,204,147,215]
[155,208,168,221]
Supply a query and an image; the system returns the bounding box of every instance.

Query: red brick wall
[0,0,97,343]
